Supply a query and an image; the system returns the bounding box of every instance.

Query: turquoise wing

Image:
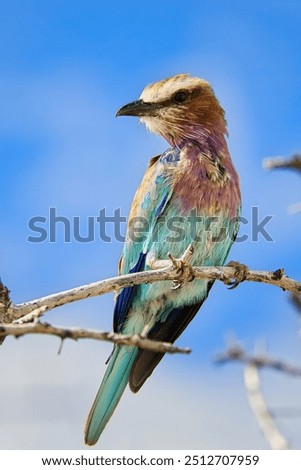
[113,149,179,333]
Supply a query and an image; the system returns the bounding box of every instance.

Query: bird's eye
[173,91,188,103]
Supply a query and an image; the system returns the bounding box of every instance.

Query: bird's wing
[129,280,214,392]
[113,149,178,333]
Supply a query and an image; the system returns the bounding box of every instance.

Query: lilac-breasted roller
[84,74,241,445]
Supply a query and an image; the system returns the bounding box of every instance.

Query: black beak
[115,99,157,117]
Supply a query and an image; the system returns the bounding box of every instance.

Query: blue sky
[1,0,301,449]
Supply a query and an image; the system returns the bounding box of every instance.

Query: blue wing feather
[155,193,168,217]
[113,150,177,332]
[113,252,147,332]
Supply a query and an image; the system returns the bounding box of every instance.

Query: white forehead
[140,74,208,102]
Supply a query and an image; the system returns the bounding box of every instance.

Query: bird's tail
[84,345,138,446]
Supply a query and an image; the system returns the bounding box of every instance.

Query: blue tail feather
[84,345,138,446]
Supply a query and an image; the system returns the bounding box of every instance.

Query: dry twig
[263,154,301,174]
[0,322,190,354]
[216,344,301,377]
[2,263,300,324]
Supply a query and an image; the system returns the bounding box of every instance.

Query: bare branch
[13,306,49,324]
[0,322,191,354]
[263,154,301,174]
[216,344,301,377]
[244,364,289,450]
[3,263,300,324]
[0,263,300,352]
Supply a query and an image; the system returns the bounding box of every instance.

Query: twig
[3,264,300,323]
[216,344,301,377]
[0,264,300,350]
[0,322,190,354]
[244,364,289,450]
[13,306,49,324]
[263,154,301,174]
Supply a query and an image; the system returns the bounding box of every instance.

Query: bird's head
[116,74,227,147]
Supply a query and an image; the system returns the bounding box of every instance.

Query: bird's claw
[168,245,195,290]
[226,261,248,289]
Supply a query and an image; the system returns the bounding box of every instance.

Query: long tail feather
[84,345,138,446]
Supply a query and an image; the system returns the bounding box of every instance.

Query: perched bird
[84,74,241,445]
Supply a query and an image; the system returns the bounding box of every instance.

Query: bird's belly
[123,277,209,335]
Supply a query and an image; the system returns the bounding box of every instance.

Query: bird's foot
[168,244,195,290]
[226,260,248,289]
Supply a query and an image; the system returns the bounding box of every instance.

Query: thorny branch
[0,262,300,351]
[2,263,301,321]
[0,322,190,355]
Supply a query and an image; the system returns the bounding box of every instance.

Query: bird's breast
[171,146,240,219]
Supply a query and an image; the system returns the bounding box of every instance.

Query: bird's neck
[171,126,241,220]
[170,122,228,159]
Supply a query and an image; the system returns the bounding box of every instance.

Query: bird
[84,73,241,446]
